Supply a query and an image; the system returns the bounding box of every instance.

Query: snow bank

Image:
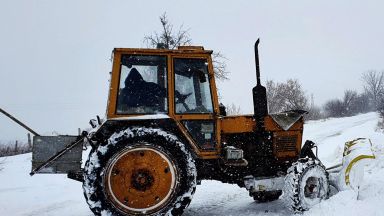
[0,154,90,216]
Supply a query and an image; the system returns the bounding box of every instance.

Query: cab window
[182,120,216,150]
[116,55,168,114]
[174,58,213,114]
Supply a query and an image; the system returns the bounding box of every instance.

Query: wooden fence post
[14,140,18,153]
[28,133,32,150]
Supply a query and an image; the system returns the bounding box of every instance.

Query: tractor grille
[274,136,297,153]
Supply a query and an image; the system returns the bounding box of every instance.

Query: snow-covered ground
[0,112,383,216]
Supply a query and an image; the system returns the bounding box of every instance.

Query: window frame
[181,120,217,151]
[172,56,215,115]
[114,53,170,116]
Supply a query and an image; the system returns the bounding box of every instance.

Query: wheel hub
[104,146,177,214]
[131,169,154,191]
[304,177,320,199]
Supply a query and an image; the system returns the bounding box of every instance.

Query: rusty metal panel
[220,115,256,134]
[32,136,82,174]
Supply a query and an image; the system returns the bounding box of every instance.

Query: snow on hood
[270,110,306,130]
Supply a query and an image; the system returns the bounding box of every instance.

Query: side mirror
[219,103,227,116]
[89,119,97,128]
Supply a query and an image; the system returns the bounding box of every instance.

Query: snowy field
[0,112,383,216]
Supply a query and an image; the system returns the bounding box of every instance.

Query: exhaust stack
[252,39,268,128]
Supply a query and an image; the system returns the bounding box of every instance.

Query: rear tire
[283,158,329,212]
[83,127,196,216]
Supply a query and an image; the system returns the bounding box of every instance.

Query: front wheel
[83,127,197,216]
[283,158,329,212]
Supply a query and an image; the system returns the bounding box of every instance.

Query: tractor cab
[105,47,220,155]
[113,53,214,116]
[107,47,218,118]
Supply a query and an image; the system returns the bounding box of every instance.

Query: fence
[0,133,32,157]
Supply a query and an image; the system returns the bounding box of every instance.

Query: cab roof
[113,46,213,55]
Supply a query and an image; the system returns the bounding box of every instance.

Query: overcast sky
[1,0,383,142]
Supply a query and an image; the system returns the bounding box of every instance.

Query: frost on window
[116,55,168,114]
[174,58,213,114]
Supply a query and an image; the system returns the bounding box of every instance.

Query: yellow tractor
[19,39,373,215]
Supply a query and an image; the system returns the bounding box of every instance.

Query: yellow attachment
[345,154,375,186]
[329,138,375,192]
[343,138,375,187]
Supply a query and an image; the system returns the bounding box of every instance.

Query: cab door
[171,56,220,158]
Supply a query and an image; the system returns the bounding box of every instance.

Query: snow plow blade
[328,138,375,191]
[31,135,83,175]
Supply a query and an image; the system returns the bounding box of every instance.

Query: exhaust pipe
[252,39,268,129]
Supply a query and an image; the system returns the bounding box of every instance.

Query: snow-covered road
[0,112,383,216]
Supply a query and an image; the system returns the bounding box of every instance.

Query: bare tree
[343,90,357,107]
[324,90,371,118]
[377,98,384,128]
[343,90,372,115]
[306,94,324,120]
[0,159,5,171]
[266,80,285,113]
[362,70,384,127]
[144,13,191,49]
[353,92,372,113]
[343,89,358,116]
[377,94,384,130]
[266,79,310,114]
[144,13,229,80]
[226,103,241,115]
[307,105,323,120]
[211,52,229,81]
[281,79,309,111]
[362,70,384,108]
[324,99,345,117]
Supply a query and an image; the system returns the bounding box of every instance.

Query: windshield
[174,58,213,114]
[116,55,168,114]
